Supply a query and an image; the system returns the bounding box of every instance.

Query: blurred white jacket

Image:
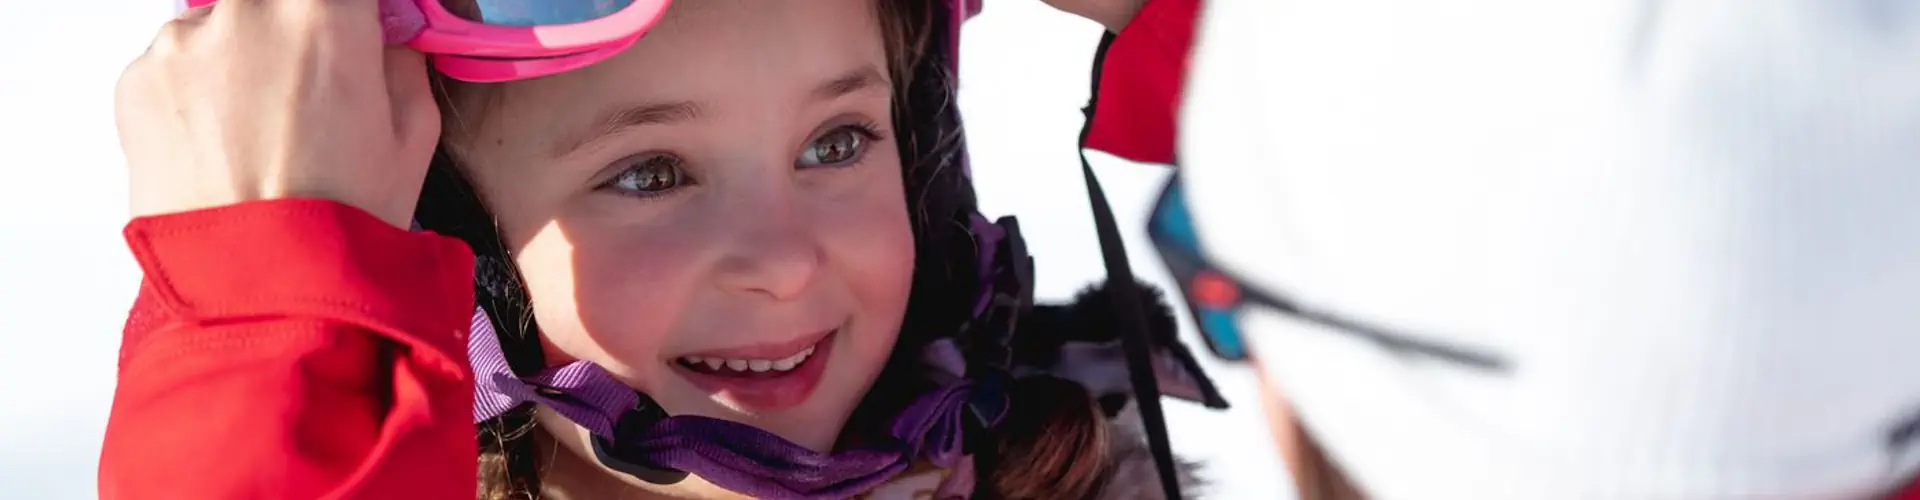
[1177,1,1920,499]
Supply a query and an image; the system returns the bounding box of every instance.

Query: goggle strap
[1077,31,1186,500]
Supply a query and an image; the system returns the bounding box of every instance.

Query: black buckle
[967,369,1009,422]
[962,368,1010,456]
[590,394,689,485]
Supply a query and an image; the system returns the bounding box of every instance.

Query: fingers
[118,0,438,227]
[134,0,419,121]
[208,0,381,22]
[383,46,442,152]
[176,4,215,22]
[189,0,395,100]
[194,0,387,61]
[142,2,213,59]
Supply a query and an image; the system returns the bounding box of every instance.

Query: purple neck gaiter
[469,310,995,499]
[466,213,1021,499]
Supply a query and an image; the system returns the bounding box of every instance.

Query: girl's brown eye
[608,155,685,195]
[798,127,868,167]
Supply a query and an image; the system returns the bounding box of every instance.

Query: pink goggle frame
[181,0,672,82]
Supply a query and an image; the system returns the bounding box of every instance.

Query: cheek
[841,219,915,321]
[513,215,702,388]
[509,221,596,367]
[821,165,916,363]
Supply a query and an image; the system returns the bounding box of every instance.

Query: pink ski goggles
[181,0,671,82]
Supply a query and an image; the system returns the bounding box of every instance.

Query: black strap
[1079,31,1184,500]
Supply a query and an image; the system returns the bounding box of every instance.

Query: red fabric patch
[1084,0,1202,166]
[102,200,479,500]
[1895,479,1920,500]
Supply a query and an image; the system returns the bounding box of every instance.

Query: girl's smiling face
[446,0,914,455]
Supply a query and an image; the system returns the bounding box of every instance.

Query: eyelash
[595,121,888,199]
[805,120,884,168]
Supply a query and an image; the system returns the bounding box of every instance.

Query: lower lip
[674,331,835,412]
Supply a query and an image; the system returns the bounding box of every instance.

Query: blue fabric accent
[1151,177,1250,360]
[1151,181,1202,254]
[1198,309,1246,359]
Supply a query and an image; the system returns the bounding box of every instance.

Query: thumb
[384,46,441,151]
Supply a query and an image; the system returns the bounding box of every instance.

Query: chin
[765,413,849,452]
[663,324,893,452]
[757,347,888,451]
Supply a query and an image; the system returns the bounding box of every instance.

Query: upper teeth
[681,345,816,373]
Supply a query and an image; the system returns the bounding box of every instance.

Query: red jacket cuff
[122,199,478,379]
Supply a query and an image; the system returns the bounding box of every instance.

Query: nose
[711,192,825,301]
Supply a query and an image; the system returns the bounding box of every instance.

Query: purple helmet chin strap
[469,213,1021,500]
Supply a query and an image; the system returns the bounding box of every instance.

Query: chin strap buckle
[591,393,690,485]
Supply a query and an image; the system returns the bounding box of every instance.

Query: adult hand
[116,0,440,228]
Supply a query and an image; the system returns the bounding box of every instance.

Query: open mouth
[670,328,838,411]
[675,343,818,377]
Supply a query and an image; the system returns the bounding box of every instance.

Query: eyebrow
[813,65,888,102]
[548,65,891,159]
[549,100,701,159]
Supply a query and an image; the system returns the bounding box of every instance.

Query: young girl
[105,0,1218,498]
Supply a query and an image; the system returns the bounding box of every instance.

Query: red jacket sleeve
[1083,0,1201,166]
[101,199,479,500]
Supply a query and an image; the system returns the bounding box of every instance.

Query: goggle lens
[444,0,636,26]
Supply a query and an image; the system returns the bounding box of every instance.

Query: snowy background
[0,1,1291,497]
